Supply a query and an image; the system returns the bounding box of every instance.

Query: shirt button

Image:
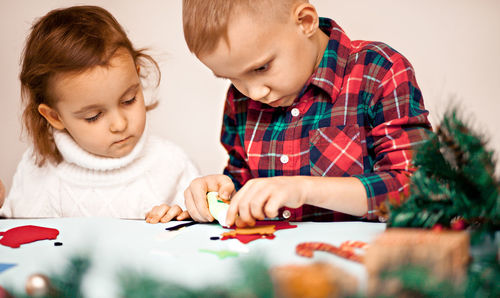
[280,155,289,164]
[291,108,300,117]
[282,209,291,219]
[378,216,387,223]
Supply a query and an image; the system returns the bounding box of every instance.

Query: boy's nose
[109,111,128,133]
[247,84,270,102]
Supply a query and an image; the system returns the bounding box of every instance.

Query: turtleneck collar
[53,124,148,171]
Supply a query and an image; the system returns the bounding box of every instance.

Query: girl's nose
[109,111,127,133]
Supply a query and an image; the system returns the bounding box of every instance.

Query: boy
[182,0,431,227]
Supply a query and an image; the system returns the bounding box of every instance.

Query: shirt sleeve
[220,87,253,190]
[353,56,432,220]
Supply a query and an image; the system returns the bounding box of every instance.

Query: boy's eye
[84,112,101,123]
[122,97,136,105]
[254,63,269,73]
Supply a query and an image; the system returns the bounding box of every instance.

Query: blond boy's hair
[182,0,307,56]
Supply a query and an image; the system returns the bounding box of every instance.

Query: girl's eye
[254,63,269,73]
[122,97,136,105]
[84,112,101,123]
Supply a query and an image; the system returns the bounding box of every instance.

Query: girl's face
[40,48,146,158]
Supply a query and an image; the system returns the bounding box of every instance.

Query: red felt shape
[221,220,297,244]
[0,225,59,248]
[222,233,275,244]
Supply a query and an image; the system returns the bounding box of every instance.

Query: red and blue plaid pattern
[220,18,431,221]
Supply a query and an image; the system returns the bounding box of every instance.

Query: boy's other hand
[145,204,190,224]
[225,176,307,227]
[184,174,235,222]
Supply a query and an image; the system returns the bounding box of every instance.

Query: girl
[0,5,198,223]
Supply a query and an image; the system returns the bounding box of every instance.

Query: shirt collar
[300,18,351,103]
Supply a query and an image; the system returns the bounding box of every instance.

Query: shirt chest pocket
[309,124,364,177]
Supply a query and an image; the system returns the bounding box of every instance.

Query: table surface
[0,218,386,297]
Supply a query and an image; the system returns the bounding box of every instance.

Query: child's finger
[226,183,252,226]
[176,210,190,221]
[235,216,251,228]
[191,186,214,222]
[186,177,213,221]
[225,193,240,227]
[241,182,268,221]
[238,210,256,227]
[160,205,182,223]
[231,181,260,227]
[236,195,255,227]
[216,176,235,200]
[205,175,223,192]
[184,188,204,222]
[263,196,281,219]
[146,204,169,224]
[250,193,268,221]
[147,205,168,224]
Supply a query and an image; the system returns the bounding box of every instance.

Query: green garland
[7,256,90,298]
[6,252,499,298]
[387,108,500,231]
[7,256,274,298]
[119,258,273,298]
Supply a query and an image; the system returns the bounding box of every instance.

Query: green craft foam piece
[207,191,229,227]
[199,249,239,259]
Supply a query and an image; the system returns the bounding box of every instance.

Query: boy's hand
[225,176,307,227]
[184,174,235,222]
[145,204,190,224]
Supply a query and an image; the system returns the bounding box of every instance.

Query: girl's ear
[38,104,65,130]
[294,3,320,38]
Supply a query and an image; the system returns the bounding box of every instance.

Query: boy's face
[199,9,324,107]
[44,48,147,158]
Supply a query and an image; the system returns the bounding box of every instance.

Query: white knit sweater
[0,129,199,219]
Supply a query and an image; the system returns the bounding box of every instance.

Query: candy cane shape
[340,240,369,251]
[295,242,363,263]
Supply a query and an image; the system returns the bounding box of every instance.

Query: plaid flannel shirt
[221,18,431,221]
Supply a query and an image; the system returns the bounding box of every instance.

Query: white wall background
[1,0,499,194]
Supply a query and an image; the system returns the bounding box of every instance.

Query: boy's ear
[38,104,65,130]
[293,3,320,37]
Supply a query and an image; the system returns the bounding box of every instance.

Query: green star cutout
[199,249,239,259]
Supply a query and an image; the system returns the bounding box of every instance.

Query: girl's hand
[225,176,308,227]
[145,204,190,224]
[184,174,235,222]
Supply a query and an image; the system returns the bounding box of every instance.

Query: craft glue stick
[207,191,230,227]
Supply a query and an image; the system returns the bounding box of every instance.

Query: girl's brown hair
[20,5,160,166]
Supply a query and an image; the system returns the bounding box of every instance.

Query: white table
[0,218,386,297]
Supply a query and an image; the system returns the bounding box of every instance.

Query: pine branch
[387,106,500,228]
